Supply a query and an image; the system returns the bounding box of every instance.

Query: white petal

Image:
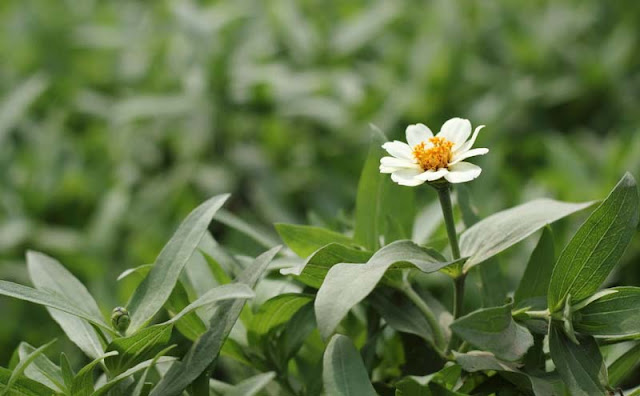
[444,162,482,183]
[455,125,485,154]
[382,140,414,161]
[380,157,420,169]
[406,123,433,147]
[450,148,489,165]
[415,168,448,181]
[438,118,471,149]
[390,169,425,186]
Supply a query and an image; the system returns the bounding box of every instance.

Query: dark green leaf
[0,340,56,396]
[608,342,640,387]
[450,304,533,361]
[127,194,230,333]
[70,352,118,396]
[275,223,355,258]
[0,367,56,396]
[92,357,176,396]
[280,243,372,288]
[549,325,607,395]
[59,353,74,391]
[574,287,640,338]
[315,240,457,338]
[548,173,639,311]
[460,199,592,272]
[322,335,377,396]
[514,227,555,309]
[250,293,314,336]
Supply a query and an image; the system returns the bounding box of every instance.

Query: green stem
[435,185,466,354]
[400,274,447,356]
[525,309,550,320]
[436,186,461,260]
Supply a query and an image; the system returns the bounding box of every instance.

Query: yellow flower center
[413,137,453,171]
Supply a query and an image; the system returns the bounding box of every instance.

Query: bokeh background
[1,0,640,370]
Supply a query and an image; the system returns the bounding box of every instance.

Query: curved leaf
[574,287,640,338]
[322,335,376,396]
[548,173,639,311]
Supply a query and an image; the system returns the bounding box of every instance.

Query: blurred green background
[1,0,640,366]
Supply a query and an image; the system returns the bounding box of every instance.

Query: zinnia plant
[0,119,639,396]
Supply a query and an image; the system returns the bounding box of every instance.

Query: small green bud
[111,307,130,334]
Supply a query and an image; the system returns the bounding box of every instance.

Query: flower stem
[434,184,465,354]
[399,273,447,356]
[436,186,461,261]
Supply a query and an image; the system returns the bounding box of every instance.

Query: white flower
[379,118,488,186]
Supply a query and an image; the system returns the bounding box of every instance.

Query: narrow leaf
[548,173,639,311]
[322,335,377,396]
[91,357,176,396]
[0,281,111,332]
[0,367,55,396]
[0,340,56,396]
[150,246,281,396]
[514,227,555,309]
[70,352,118,396]
[549,325,606,395]
[127,194,230,333]
[27,251,106,359]
[275,223,355,258]
[224,372,276,396]
[460,199,593,271]
[17,343,64,392]
[608,342,640,386]
[315,240,457,339]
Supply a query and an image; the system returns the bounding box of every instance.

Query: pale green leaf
[0,340,56,396]
[322,335,377,396]
[127,194,230,333]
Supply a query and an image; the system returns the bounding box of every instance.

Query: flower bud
[111,307,130,334]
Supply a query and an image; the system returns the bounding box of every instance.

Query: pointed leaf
[315,240,458,339]
[548,174,639,311]
[460,199,593,272]
[514,227,555,309]
[150,246,281,396]
[17,343,64,392]
[549,325,606,395]
[27,251,106,359]
[323,335,377,396]
[91,357,176,396]
[0,367,55,396]
[573,287,640,338]
[280,243,372,288]
[275,224,355,258]
[70,352,118,396]
[608,342,640,387]
[0,340,56,396]
[127,194,230,333]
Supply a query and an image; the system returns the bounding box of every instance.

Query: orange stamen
[413,137,453,171]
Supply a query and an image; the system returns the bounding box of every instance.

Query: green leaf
[0,281,112,332]
[91,357,176,396]
[223,372,276,396]
[573,287,640,338]
[59,353,74,391]
[107,283,254,374]
[453,351,557,396]
[127,193,230,333]
[549,325,607,395]
[164,280,207,341]
[280,243,372,288]
[514,227,555,309]
[16,343,64,392]
[608,342,640,387]
[0,367,56,396]
[131,346,176,396]
[214,209,279,249]
[322,335,377,396]
[450,304,533,361]
[395,365,462,396]
[354,128,415,251]
[250,293,314,336]
[460,199,593,272]
[26,251,106,359]
[548,173,639,311]
[279,303,317,361]
[70,352,118,396]
[150,246,281,396]
[0,340,56,396]
[275,223,355,258]
[315,240,458,339]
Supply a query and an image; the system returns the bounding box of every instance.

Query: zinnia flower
[379,118,488,186]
